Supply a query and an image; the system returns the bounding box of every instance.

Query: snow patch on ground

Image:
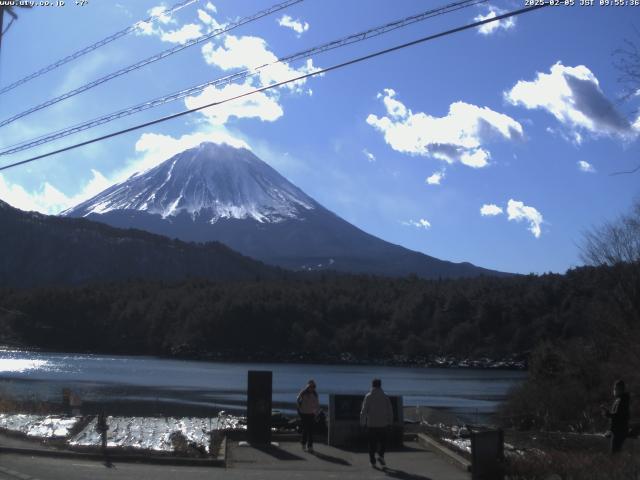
[442,437,471,454]
[0,414,80,438]
[69,415,244,451]
[0,413,245,453]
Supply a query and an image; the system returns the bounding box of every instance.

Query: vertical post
[247,370,272,445]
[62,388,71,415]
[471,429,504,480]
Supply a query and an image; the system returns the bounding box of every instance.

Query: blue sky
[0,0,638,274]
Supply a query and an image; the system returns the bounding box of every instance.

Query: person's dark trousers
[368,427,387,463]
[610,433,626,454]
[300,414,315,448]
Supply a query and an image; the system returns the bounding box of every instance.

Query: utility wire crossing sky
[0,0,201,95]
[0,3,546,172]
[0,0,489,156]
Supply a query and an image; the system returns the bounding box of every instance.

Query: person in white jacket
[297,379,320,452]
[360,378,393,467]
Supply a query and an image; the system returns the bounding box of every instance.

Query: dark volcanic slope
[0,200,279,288]
[64,142,509,279]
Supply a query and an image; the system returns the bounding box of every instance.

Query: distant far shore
[0,344,527,370]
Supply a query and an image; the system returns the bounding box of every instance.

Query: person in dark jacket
[297,379,319,453]
[601,379,630,454]
[360,378,393,468]
[96,411,109,451]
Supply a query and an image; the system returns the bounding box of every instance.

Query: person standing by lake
[360,378,393,468]
[601,379,630,454]
[96,410,109,458]
[297,379,319,453]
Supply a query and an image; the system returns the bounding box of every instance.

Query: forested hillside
[0,264,632,363]
[0,200,281,287]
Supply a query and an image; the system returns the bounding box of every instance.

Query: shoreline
[0,345,528,371]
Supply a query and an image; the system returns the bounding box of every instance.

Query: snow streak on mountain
[66,142,315,224]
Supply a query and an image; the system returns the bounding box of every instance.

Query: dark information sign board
[247,370,272,444]
[471,429,504,480]
[333,395,364,421]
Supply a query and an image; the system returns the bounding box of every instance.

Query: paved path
[0,433,60,452]
[0,440,469,480]
[228,440,469,479]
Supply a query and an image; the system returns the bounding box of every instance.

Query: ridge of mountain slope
[0,199,280,287]
[64,142,509,278]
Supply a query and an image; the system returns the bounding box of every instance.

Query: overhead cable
[0,3,549,173]
[0,0,201,96]
[0,0,302,129]
[0,0,487,156]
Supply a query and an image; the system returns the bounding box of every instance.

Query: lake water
[0,349,526,422]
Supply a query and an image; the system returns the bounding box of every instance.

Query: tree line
[0,263,631,364]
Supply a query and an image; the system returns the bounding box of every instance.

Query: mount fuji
[63,142,505,278]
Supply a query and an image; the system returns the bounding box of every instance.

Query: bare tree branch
[613,25,640,103]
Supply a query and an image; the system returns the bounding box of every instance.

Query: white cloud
[201,35,320,93]
[184,81,283,125]
[202,35,272,70]
[578,160,596,173]
[460,149,490,168]
[425,170,445,185]
[136,4,223,43]
[474,6,515,35]
[376,88,407,118]
[129,130,250,177]
[0,177,67,214]
[403,218,431,229]
[507,199,543,238]
[367,89,522,168]
[505,62,637,142]
[363,149,376,162]
[480,203,503,216]
[135,20,156,36]
[151,5,174,24]
[205,2,216,13]
[160,23,203,44]
[197,8,223,31]
[196,32,321,127]
[0,169,111,215]
[277,14,309,35]
[135,4,176,36]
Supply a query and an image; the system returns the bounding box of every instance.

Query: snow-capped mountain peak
[64,142,316,224]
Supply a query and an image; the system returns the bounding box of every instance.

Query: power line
[0,0,302,129]
[0,3,549,173]
[0,0,201,96]
[0,0,487,156]
[610,165,640,176]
